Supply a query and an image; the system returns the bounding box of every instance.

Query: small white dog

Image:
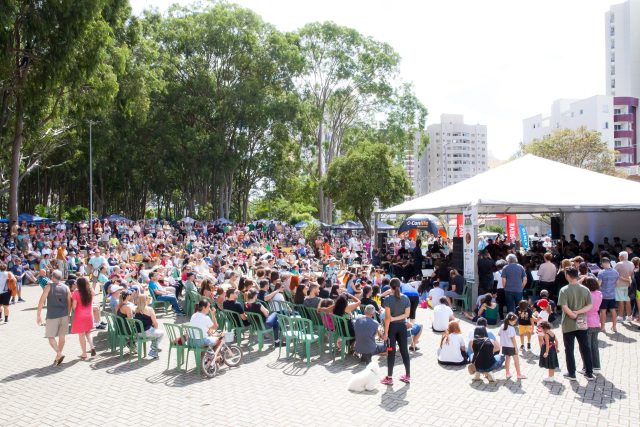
[347,361,380,392]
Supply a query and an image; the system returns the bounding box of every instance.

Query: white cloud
[130,0,621,158]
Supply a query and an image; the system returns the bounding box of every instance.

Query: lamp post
[88,120,94,240]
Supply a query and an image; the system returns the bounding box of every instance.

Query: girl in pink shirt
[584,278,602,372]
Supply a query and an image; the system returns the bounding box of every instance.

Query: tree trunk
[9,97,24,222]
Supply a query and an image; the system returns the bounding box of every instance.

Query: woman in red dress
[71,277,96,359]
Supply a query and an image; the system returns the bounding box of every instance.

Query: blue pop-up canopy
[18,213,51,223]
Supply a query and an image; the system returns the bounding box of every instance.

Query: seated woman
[245,289,282,347]
[463,294,499,325]
[437,320,468,365]
[293,283,308,305]
[133,294,164,359]
[200,278,214,299]
[445,269,464,298]
[468,323,503,382]
[360,285,381,314]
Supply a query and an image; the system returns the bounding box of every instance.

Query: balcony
[615,146,635,154]
[614,130,634,138]
[614,113,635,122]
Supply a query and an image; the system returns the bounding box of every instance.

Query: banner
[519,224,529,250]
[505,214,518,242]
[462,208,477,280]
[456,214,464,237]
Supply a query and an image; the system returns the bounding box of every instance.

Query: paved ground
[0,284,639,427]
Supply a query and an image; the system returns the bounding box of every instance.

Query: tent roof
[383,155,640,215]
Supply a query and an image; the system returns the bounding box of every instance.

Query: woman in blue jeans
[245,289,282,347]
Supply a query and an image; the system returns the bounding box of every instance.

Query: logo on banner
[519,224,529,250]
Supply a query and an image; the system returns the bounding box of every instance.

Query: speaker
[377,233,387,251]
[451,237,463,273]
[550,216,562,239]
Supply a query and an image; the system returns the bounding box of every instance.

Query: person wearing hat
[108,283,124,313]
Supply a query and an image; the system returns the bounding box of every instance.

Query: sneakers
[563,372,577,381]
[18,298,25,302]
[519,345,525,351]
[527,343,531,350]
[616,316,623,322]
[148,350,159,359]
[625,316,632,323]
[585,374,595,381]
[399,375,411,384]
[95,324,106,330]
[542,376,555,383]
[380,376,393,385]
[593,368,601,372]
[10,299,15,305]
[90,348,96,357]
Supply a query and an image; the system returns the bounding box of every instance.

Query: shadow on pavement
[379,383,410,412]
[570,375,627,409]
[1,359,80,383]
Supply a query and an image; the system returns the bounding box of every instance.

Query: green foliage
[63,206,89,222]
[323,141,412,234]
[483,224,505,234]
[302,222,321,243]
[251,197,317,225]
[34,204,54,219]
[518,127,618,175]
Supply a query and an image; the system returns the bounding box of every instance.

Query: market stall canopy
[18,213,51,223]
[382,155,640,214]
[332,220,364,230]
[397,214,444,234]
[180,216,196,224]
[105,214,132,223]
[294,220,309,229]
[376,221,396,231]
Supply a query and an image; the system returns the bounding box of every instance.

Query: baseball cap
[109,284,124,294]
[537,299,549,309]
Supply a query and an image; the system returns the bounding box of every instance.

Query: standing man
[537,252,558,300]
[477,251,494,296]
[36,270,71,365]
[558,266,594,381]
[614,251,634,323]
[501,254,527,314]
[598,257,619,332]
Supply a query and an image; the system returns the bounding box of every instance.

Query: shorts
[636,290,640,300]
[599,299,617,310]
[407,323,423,337]
[615,287,630,302]
[501,347,516,356]
[45,316,69,338]
[518,325,532,335]
[0,292,11,306]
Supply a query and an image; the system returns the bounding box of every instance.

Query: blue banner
[519,224,529,250]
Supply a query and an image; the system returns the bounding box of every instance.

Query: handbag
[467,337,489,374]
[575,313,588,330]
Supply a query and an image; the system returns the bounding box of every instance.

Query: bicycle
[201,333,243,378]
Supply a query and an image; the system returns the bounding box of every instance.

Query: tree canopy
[519,127,618,175]
[0,2,427,224]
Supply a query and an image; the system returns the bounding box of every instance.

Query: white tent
[383,155,640,215]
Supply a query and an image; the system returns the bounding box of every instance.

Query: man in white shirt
[432,298,455,332]
[428,286,445,307]
[189,300,221,348]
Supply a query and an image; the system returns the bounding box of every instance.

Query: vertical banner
[462,207,477,281]
[505,214,518,242]
[456,214,464,237]
[519,224,529,250]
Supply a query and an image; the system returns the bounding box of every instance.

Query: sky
[130,0,622,159]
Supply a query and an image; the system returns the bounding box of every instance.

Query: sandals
[55,355,65,366]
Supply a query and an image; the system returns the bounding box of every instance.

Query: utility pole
[89,120,94,240]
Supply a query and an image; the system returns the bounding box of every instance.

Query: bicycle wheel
[223,345,243,367]
[201,351,218,378]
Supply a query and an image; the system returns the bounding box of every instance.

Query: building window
[611,66,615,75]
[604,121,609,129]
[579,109,583,115]
[611,79,615,88]
[610,38,615,49]
[611,52,615,63]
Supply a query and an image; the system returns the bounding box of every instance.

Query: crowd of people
[1,218,638,386]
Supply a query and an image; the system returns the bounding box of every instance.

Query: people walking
[36,270,71,365]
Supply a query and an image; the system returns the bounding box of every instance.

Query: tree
[297,22,426,223]
[323,142,412,235]
[0,0,129,221]
[519,127,618,175]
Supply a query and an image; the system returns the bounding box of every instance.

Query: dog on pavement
[347,361,380,392]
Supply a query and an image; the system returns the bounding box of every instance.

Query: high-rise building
[605,0,640,99]
[522,95,638,167]
[415,114,488,196]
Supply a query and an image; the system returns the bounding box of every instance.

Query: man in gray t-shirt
[37,270,70,366]
[501,254,527,314]
[354,306,385,361]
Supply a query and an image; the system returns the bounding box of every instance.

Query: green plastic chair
[185,290,201,318]
[268,299,291,314]
[246,312,273,351]
[320,312,338,355]
[149,290,172,313]
[275,313,295,360]
[103,312,118,352]
[257,299,269,310]
[164,323,185,370]
[452,284,472,312]
[304,308,326,351]
[126,318,156,362]
[283,289,294,302]
[290,316,321,366]
[331,314,354,361]
[112,315,133,358]
[222,309,250,346]
[183,325,206,375]
[213,306,226,332]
